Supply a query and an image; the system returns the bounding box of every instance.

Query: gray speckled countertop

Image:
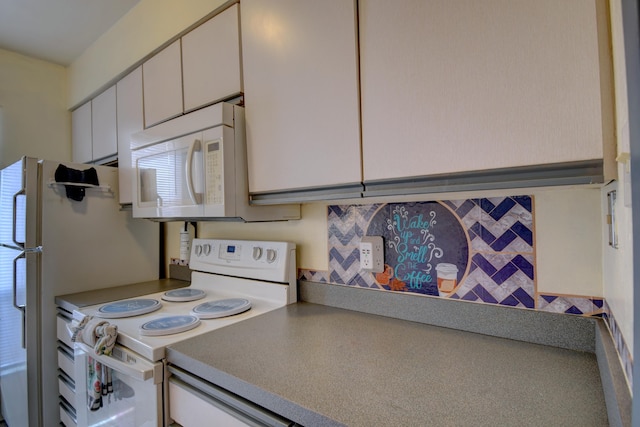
[167,302,608,427]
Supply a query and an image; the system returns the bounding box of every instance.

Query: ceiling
[0,0,140,66]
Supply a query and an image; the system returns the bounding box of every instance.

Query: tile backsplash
[299,195,603,317]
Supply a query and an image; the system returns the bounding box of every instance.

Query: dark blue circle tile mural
[366,202,470,296]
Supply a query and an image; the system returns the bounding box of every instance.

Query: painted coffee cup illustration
[435,263,459,297]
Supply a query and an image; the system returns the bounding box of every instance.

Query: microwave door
[135,132,205,219]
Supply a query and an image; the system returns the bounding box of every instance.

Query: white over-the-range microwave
[130,102,299,221]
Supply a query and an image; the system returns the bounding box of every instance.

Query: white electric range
[70,238,296,427]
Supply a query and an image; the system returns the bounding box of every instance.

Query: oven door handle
[185,139,202,205]
[75,342,162,384]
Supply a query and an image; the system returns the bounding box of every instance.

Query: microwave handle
[185,139,203,205]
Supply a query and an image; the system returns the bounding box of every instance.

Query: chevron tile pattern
[297,196,605,318]
[321,197,539,308]
[326,204,383,288]
[604,301,633,390]
[537,294,604,316]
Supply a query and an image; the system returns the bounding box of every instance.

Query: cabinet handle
[185,139,202,205]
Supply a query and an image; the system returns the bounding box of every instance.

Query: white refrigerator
[0,157,160,427]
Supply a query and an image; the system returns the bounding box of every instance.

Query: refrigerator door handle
[12,189,25,249]
[13,252,26,349]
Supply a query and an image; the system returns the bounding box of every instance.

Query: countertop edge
[166,347,345,427]
[596,321,633,427]
[299,280,596,352]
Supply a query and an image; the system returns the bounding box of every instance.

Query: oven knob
[203,244,211,256]
[265,249,277,263]
[252,246,263,260]
[194,245,202,257]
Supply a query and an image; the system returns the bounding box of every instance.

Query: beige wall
[0,49,70,168]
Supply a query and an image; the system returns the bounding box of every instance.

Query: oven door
[74,343,163,427]
[132,131,205,219]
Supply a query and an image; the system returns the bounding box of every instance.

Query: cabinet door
[182,4,242,113]
[143,40,183,127]
[116,67,143,204]
[91,86,117,162]
[71,101,92,164]
[360,0,610,182]
[241,0,361,194]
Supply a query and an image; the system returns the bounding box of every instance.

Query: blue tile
[489,198,516,221]
[472,253,498,276]
[328,205,346,217]
[479,198,496,214]
[511,255,534,279]
[471,222,496,246]
[470,221,484,237]
[441,200,458,212]
[541,295,557,304]
[511,221,533,246]
[512,196,532,212]
[330,270,346,284]
[512,287,534,308]
[591,299,604,308]
[455,199,476,219]
[492,262,518,285]
[472,284,498,304]
[461,291,479,301]
[361,204,385,222]
[500,295,520,307]
[349,274,371,287]
[491,229,517,251]
[329,248,360,269]
[565,306,584,315]
[328,224,357,245]
[328,247,347,264]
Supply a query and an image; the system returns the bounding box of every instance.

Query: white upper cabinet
[241,0,362,195]
[116,67,143,204]
[72,101,92,164]
[72,86,118,165]
[143,6,242,128]
[359,0,615,183]
[91,86,117,162]
[182,4,242,113]
[143,40,183,128]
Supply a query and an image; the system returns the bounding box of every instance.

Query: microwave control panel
[205,139,223,205]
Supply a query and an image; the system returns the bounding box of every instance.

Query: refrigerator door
[0,157,38,250]
[0,157,41,427]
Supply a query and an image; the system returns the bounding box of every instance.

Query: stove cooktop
[78,273,290,362]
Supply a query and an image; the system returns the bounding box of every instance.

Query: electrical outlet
[360,236,384,273]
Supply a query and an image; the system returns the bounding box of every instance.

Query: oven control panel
[190,239,296,284]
